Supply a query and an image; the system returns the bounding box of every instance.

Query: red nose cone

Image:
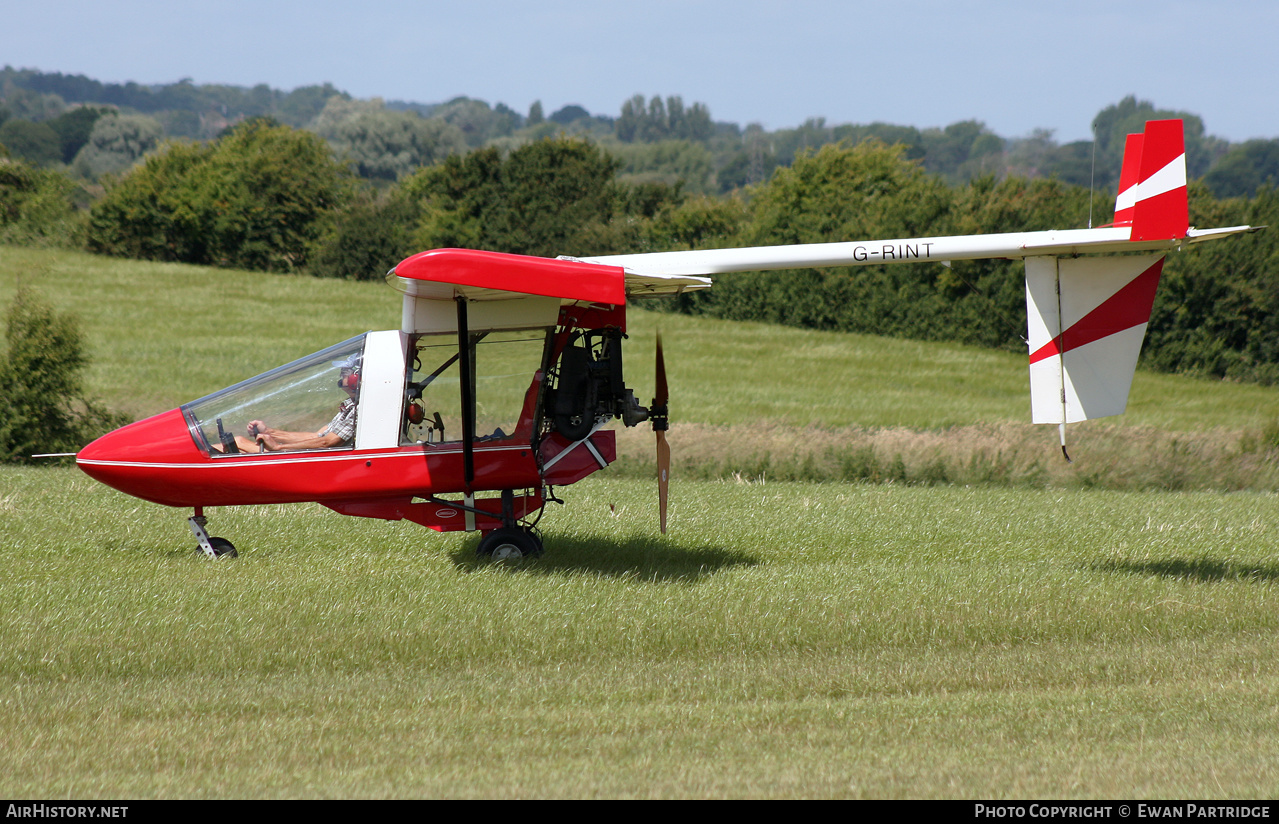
[77,409,207,505]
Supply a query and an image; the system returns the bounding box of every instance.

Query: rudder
[1026,254,1165,424]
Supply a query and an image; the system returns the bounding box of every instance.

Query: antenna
[1087,121,1098,229]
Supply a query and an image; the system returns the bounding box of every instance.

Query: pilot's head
[333,354,361,394]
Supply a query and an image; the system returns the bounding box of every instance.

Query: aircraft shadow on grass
[449,535,760,583]
[1092,558,1279,583]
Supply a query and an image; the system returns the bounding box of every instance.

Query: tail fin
[1026,118,1189,427]
[1112,119,1189,241]
[1026,254,1165,424]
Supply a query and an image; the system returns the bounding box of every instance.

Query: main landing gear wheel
[476,528,543,560]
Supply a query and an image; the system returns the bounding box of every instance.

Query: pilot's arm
[253,429,346,451]
[231,425,344,452]
[241,402,355,452]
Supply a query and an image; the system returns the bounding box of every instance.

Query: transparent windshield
[184,335,366,454]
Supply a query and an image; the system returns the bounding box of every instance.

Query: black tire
[476,527,542,560]
[196,536,238,559]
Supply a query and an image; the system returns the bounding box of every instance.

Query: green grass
[4,247,1279,797]
[3,468,1279,797]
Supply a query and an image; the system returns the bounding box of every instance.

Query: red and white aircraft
[76,120,1257,558]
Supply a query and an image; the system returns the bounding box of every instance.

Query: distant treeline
[4,67,1279,197]
[1,67,1278,385]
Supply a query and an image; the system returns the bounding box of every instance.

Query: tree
[306,96,386,136]
[549,104,590,125]
[46,106,108,163]
[83,139,212,263]
[431,97,518,147]
[1203,139,1279,198]
[87,119,353,271]
[307,187,420,280]
[746,140,953,244]
[940,174,1097,349]
[616,95,645,142]
[770,117,834,166]
[832,123,925,160]
[717,124,780,192]
[0,86,65,121]
[402,137,625,257]
[679,141,959,333]
[70,113,163,179]
[324,109,466,181]
[918,120,1005,182]
[643,194,748,252]
[0,119,62,166]
[310,98,453,180]
[616,95,712,143]
[612,139,716,194]
[0,158,84,247]
[0,288,126,463]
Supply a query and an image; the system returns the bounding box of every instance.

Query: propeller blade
[654,333,668,406]
[657,429,669,534]
[653,332,670,534]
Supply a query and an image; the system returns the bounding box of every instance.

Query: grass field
[3,469,1279,797]
[3,247,1279,797]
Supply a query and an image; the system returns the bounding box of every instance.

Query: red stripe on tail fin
[1028,257,1165,364]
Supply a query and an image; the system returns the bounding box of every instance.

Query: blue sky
[4,0,1276,143]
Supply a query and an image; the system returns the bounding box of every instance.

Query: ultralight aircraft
[75,120,1259,559]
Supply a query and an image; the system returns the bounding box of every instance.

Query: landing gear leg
[474,489,544,560]
[189,510,238,559]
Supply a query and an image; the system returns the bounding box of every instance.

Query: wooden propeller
[654,334,670,534]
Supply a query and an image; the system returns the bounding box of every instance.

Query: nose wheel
[189,513,238,559]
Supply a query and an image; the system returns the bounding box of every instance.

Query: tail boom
[572,119,1256,436]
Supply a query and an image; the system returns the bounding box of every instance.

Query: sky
[3,0,1277,143]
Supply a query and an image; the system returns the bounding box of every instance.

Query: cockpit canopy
[183,335,366,454]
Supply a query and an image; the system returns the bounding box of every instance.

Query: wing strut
[456,296,475,491]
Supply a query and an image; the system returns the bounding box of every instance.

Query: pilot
[233,356,360,452]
